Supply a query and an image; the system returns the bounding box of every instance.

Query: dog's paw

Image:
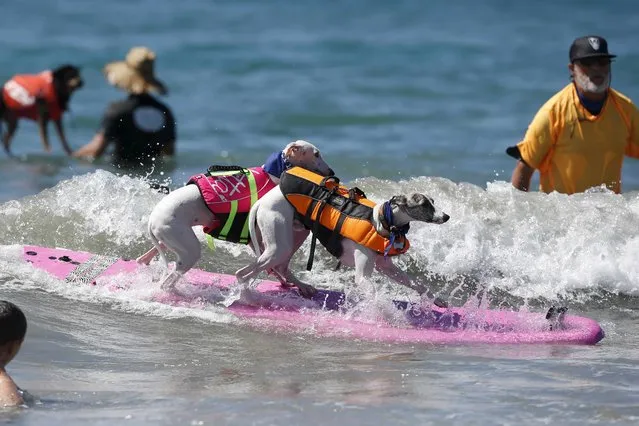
[296,282,318,299]
[433,297,449,309]
[419,291,449,309]
[546,306,568,330]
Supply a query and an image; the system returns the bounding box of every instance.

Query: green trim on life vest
[206,234,216,252]
[239,169,258,244]
[218,200,239,241]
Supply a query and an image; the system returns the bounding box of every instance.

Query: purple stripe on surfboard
[22,245,605,345]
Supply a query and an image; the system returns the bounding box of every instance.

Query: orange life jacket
[2,71,62,121]
[280,167,410,258]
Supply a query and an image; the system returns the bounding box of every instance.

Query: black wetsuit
[101,94,176,166]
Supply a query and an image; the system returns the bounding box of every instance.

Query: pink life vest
[187,166,276,244]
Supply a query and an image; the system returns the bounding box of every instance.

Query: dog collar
[381,201,410,257]
[262,151,292,178]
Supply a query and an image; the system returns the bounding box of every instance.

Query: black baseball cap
[569,36,616,63]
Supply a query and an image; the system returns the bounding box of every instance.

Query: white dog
[137,140,334,293]
[235,169,450,300]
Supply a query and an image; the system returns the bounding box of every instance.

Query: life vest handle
[319,175,340,190]
[206,164,247,176]
[348,187,367,199]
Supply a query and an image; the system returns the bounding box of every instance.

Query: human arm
[508,104,556,191]
[73,103,120,160]
[72,131,110,160]
[52,119,73,155]
[625,104,639,159]
[511,159,535,192]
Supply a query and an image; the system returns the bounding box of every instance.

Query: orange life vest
[280,167,410,258]
[2,71,62,121]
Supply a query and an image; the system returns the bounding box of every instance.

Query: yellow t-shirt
[517,83,639,194]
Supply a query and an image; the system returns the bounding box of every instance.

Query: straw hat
[103,46,167,95]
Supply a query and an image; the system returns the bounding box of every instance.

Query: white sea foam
[1,171,637,326]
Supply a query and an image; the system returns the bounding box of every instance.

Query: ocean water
[1,0,638,424]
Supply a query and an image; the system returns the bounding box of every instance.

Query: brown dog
[1,64,83,156]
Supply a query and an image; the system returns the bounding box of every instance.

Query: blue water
[1,0,639,424]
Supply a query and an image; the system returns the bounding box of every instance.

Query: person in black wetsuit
[73,47,176,168]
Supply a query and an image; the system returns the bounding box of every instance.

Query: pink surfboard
[22,245,604,345]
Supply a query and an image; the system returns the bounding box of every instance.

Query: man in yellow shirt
[507,36,639,194]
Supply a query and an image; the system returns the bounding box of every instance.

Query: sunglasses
[575,57,612,67]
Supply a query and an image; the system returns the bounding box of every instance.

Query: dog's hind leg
[236,189,293,283]
[269,228,317,297]
[235,243,292,284]
[235,198,267,282]
[235,223,295,285]
[154,224,202,293]
[271,228,309,285]
[246,197,263,257]
[236,187,318,297]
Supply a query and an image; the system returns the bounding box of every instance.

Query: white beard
[574,68,610,94]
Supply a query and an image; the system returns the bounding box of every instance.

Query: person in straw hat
[74,46,176,167]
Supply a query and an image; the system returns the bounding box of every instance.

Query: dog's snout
[442,214,450,223]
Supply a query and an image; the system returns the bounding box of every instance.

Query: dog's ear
[391,194,431,209]
[284,141,301,159]
[53,64,84,90]
[53,64,81,80]
[284,140,319,160]
[406,193,428,208]
[392,193,447,224]
[390,195,408,206]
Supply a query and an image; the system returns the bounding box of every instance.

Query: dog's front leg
[374,255,414,288]
[374,256,448,308]
[352,246,376,288]
[1,116,18,156]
